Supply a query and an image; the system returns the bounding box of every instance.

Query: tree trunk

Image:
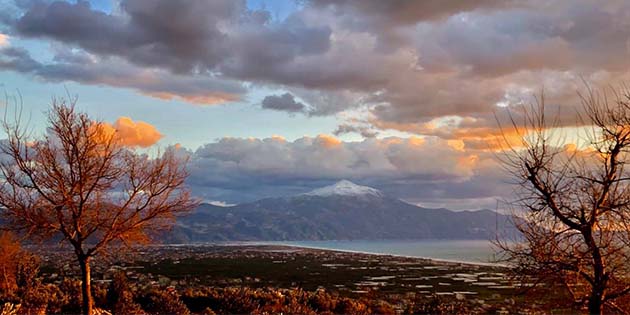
[583,228,605,315]
[78,255,93,315]
[588,290,603,315]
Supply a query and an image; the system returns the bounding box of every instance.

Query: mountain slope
[168,181,512,242]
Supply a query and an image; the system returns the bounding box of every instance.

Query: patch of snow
[303,180,384,197]
[206,200,236,207]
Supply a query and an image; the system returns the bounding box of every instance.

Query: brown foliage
[139,289,190,315]
[404,295,473,315]
[0,232,23,297]
[106,272,144,315]
[0,232,40,304]
[0,100,198,314]
[180,286,394,315]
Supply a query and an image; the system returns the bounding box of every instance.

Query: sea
[266,239,501,265]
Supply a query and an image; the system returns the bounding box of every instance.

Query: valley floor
[35,244,575,314]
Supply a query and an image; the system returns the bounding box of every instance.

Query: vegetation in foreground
[0,101,197,314]
[1,241,599,314]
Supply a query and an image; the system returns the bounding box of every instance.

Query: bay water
[271,239,500,265]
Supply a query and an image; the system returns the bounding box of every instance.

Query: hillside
[168,180,512,242]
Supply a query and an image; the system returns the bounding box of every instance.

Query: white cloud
[184,135,505,205]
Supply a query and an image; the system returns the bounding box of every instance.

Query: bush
[106,272,144,315]
[405,295,473,315]
[308,291,336,312]
[138,289,190,315]
[334,298,370,315]
[58,278,82,314]
[0,232,40,301]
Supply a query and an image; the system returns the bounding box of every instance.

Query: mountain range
[167,180,513,242]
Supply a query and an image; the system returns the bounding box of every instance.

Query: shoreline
[160,241,509,268]
[252,242,509,268]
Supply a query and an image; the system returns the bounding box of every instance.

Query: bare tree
[0,100,198,315]
[497,87,630,314]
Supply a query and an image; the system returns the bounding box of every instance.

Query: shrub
[138,289,190,315]
[58,279,82,314]
[106,272,144,315]
[0,232,40,301]
[334,298,370,315]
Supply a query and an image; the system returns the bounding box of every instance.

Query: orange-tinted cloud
[456,127,528,151]
[315,134,342,148]
[100,117,163,148]
[185,134,505,209]
[408,136,425,146]
[145,92,240,105]
[447,139,465,151]
[0,34,8,47]
[372,119,529,152]
[270,135,287,142]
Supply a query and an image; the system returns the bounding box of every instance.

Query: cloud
[11,0,331,77]
[4,0,333,104]
[14,0,240,73]
[5,0,627,210]
[310,0,517,51]
[314,134,342,148]
[3,0,630,148]
[261,93,307,113]
[358,1,630,133]
[101,117,163,148]
[184,135,501,205]
[311,0,513,25]
[8,0,629,121]
[0,47,246,105]
[146,92,240,106]
[0,33,8,46]
[333,123,378,138]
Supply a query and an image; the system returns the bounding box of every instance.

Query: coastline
[161,241,509,268]
[252,241,509,268]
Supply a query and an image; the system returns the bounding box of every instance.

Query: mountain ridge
[167,180,513,242]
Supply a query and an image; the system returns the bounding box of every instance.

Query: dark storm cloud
[261,93,307,113]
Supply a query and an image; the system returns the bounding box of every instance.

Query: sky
[0,0,629,209]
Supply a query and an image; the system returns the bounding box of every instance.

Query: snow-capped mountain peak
[303,180,384,197]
